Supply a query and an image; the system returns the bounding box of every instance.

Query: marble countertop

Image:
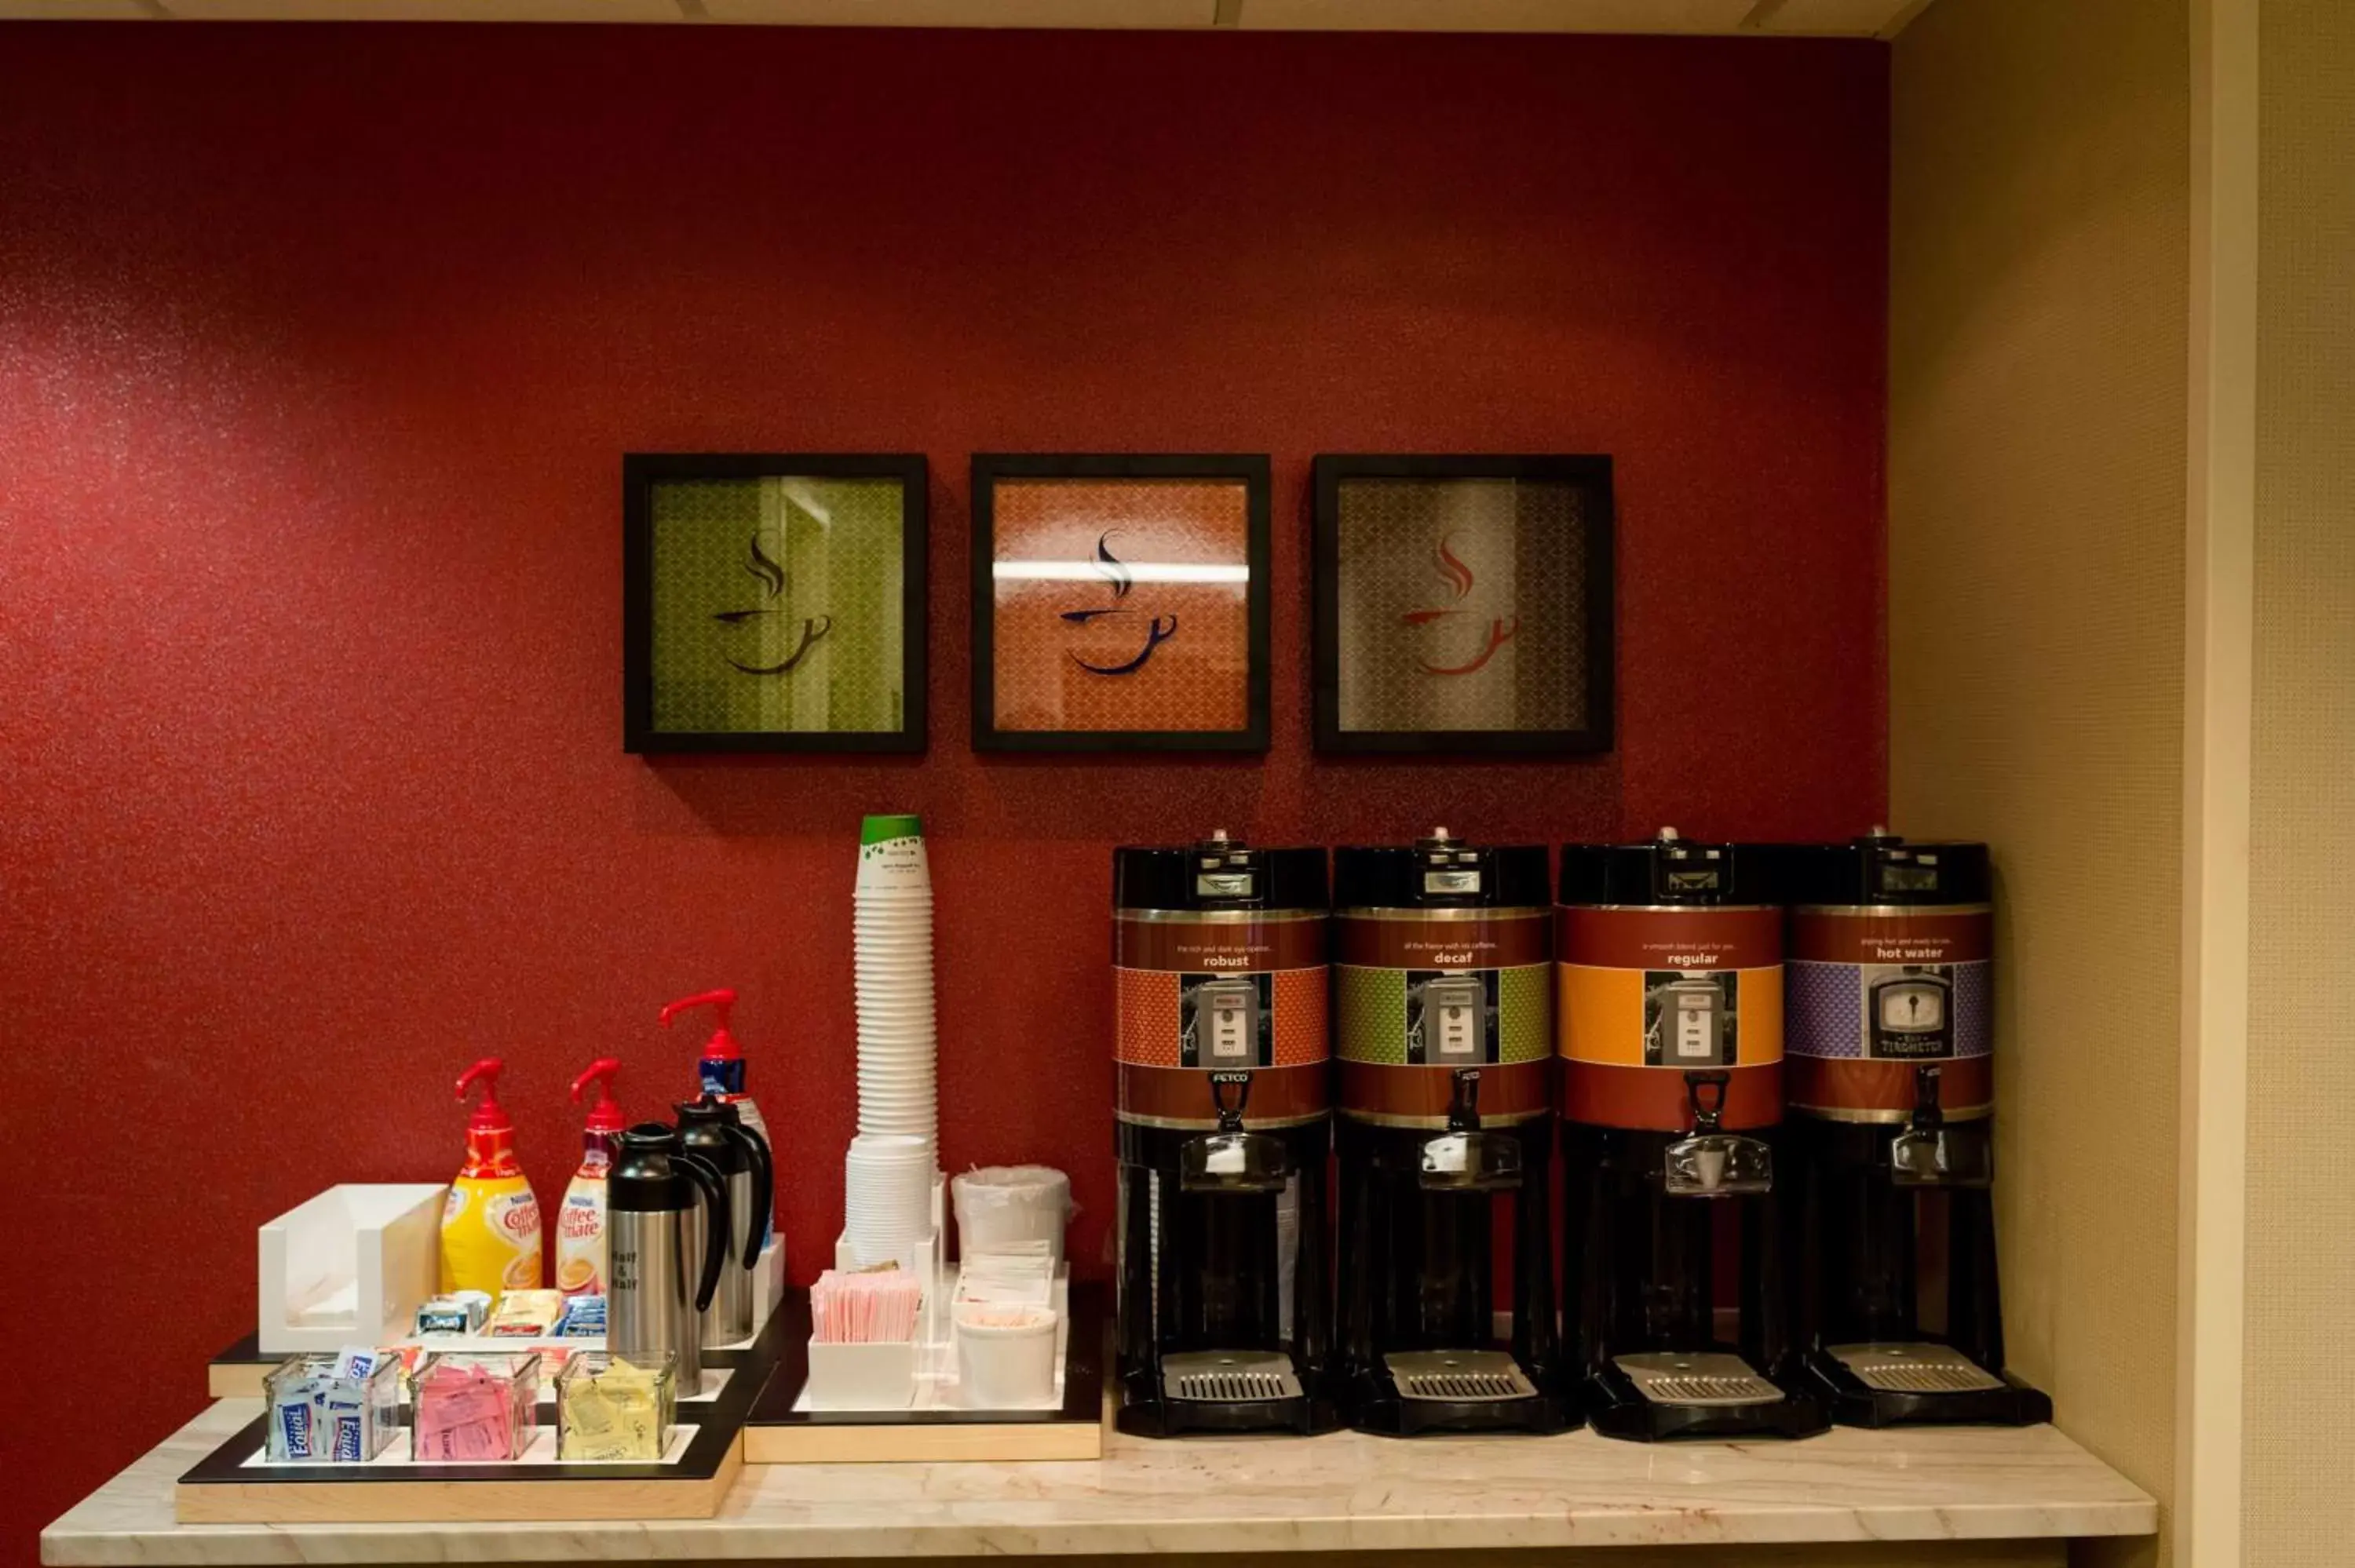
[43,1399,2155,1564]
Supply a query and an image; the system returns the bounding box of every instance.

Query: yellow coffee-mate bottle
[440,1058,543,1294]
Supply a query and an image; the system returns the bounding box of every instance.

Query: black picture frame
[1312,454,1615,756]
[623,452,928,755]
[970,453,1272,753]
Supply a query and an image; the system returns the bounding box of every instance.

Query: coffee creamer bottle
[440,1058,544,1294]
[557,1059,626,1296]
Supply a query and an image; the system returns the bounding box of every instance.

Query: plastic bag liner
[951,1166,1073,1264]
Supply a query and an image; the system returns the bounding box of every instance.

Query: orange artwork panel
[989,478,1252,734]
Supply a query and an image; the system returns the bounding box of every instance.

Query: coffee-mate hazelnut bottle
[440,1058,544,1294]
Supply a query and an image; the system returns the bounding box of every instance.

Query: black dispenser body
[1776,835,2050,1428]
[1111,837,1338,1438]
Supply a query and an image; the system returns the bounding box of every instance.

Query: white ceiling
[0,0,1934,35]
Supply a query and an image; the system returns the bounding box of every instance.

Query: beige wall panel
[2244,1,2355,1563]
[1889,2,2189,1565]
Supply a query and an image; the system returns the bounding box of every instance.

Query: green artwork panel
[649,477,906,735]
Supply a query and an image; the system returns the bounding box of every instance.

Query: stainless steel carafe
[674,1095,776,1344]
[607,1124,729,1397]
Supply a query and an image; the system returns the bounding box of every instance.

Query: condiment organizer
[263,1354,403,1463]
[257,1184,444,1354]
[805,1173,947,1410]
[411,1351,542,1461]
[557,1351,679,1463]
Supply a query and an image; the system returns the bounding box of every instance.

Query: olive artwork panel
[623,454,927,754]
[1313,455,1614,754]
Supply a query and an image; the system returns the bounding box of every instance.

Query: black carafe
[674,1094,775,1346]
[606,1125,728,1397]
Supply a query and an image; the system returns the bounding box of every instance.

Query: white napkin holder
[257,1183,444,1353]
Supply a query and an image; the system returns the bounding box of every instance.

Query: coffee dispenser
[1112,833,1337,1437]
[1557,830,1825,1440]
[1331,833,1570,1435]
[1780,833,2050,1426]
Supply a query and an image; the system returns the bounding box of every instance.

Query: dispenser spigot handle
[1208,1070,1253,1132]
[1447,1068,1484,1132]
[1911,1063,1947,1131]
[1684,1070,1730,1134]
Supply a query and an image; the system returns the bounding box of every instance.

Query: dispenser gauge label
[1423,869,1481,896]
[1179,973,1272,1067]
[1642,972,1736,1067]
[1673,994,1715,1058]
[1406,971,1499,1065]
[1867,966,1955,1058]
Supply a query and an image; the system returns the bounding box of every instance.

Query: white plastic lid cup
[955,1306,1058,1409]
[952,1166,1072,1266]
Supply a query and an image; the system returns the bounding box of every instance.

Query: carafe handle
[724,1122,774,1270]
[674,1150,731,1312]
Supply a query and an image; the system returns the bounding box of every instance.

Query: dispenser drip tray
[1162,1350,1302,1404]
[1830,1342,2005,1395]
[1385,1350,1537,1404]
[1615,1352,1783,1407]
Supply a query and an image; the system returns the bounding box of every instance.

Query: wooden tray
[175,1315,787,1523]
[744,1283,1105,1464]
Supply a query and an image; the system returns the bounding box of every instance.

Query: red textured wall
[0,21,1886,1557]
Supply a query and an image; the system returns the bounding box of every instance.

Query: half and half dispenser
[1331,833,1570,1435]
[1557,831,1825,1440]
[1780,833,2050,1426]
[1112,834,1337,1436]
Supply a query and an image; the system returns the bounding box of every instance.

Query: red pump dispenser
[662,988,741,1074]
[662,989,772,1243]
[570,1058,627,1140]
[455,1057,522,1177]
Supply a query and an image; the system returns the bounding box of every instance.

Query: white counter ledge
[42,1398,2155,1566]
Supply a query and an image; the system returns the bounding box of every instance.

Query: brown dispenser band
[1114,912,1327,972]
[1338,1059,1551,1128]
[1787,1057,1994,1123]
[1332,910,1551,968]
[1555,903,1782,968]
[1561,1060,1784,1132]
[1115,1062,1330,1130]
[1787,907,1991,964]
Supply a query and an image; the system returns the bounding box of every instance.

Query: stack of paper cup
[845,1133,937,1267]
[850,813,938,1264]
